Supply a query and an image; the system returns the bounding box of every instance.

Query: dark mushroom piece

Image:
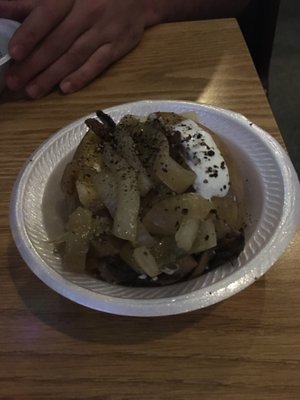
[87,255,140,286]
[208,230,245,270]
[96,110,116,131]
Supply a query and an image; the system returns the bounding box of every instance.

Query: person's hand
[0,0,39,21]
[2,0,148,98]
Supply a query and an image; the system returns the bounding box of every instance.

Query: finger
[60,27,143,95]
[59,43,115,94]
[6,7,92,91]
[24,28,104,98]
[8,0,73,61]
[0,0,34,21]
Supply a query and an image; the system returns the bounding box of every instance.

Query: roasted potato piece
[133,221,156,248]
[115,172,139,241]
[63,207,94,272]
[133,246,160,277]
[142,118,196,193]
[93,169,118,216]
[154,154,196,193]
[75,167,103,211]
[120,242,144,274]
[91,235,123,258]
[175,217,200,252]
[61,160,79,197]
[61,129,103,197]
[113,126,153,196]
[190,218,217,254]
[151,236,184,267]
[102,143,140,241]
[73,129,103,170]
[143,193,213,235]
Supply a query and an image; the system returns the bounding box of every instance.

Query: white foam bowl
[0,18,20,92]
[10,100,300,316]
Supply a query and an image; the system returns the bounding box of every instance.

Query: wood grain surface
[0,19,299,400]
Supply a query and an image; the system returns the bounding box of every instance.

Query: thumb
[0,0,36,22]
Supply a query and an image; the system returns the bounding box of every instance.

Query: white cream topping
[173,119,230,199]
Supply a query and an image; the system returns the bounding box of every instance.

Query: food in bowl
[57,110,245,286]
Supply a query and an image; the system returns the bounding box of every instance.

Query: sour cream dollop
[173,119,230,199]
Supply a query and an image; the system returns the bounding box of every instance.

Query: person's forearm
[143,0,250,27]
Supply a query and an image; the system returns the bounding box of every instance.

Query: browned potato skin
[61,129,103,197]
[152,112,183,126]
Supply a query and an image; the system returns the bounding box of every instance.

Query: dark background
[269,0,300,175]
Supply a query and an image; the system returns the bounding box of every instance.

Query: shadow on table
[0,87,61,103]
[7,240,266,346]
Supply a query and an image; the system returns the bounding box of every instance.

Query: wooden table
[0,19,299,400]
